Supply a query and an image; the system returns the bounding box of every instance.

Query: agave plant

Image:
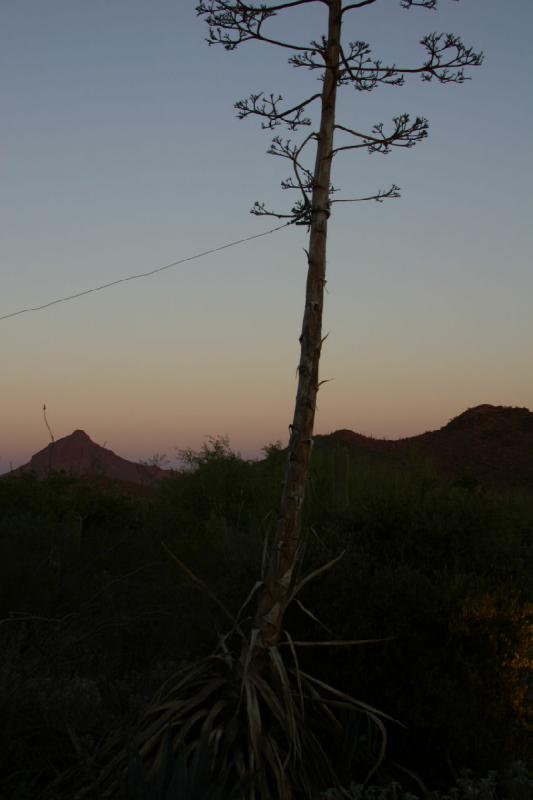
[113,638,387,799]
[49,531,391,800]
[84,543,390,800]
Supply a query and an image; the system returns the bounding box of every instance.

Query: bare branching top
[196,0,483,225]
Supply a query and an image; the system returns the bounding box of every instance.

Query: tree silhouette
[197,0,482,651]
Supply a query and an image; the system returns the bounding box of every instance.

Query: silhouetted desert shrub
[0,443,531,796]
[322,761,533,799]
[294,447,533,776]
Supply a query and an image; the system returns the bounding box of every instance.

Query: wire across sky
[0,221,292,322]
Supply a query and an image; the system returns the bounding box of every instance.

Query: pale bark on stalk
[253,0,343,650]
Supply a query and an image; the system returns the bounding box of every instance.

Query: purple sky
[1,0,532,471]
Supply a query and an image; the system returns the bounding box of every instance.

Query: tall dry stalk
[253,0,343,649]
[197,0,482,652]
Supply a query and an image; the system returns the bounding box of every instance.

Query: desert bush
[294,446,533,775]
[322,762,533,800]
[0,443,531,796]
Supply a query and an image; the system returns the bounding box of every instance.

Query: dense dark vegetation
[1,441,531,798]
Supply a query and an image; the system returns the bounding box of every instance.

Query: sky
[1,0,532,471]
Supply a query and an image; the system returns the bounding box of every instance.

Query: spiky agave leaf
[75,549,393,799]
[124,730,250,800]
[106,635,389,800]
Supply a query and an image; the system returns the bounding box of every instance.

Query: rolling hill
[315,404,533,488]
[8,404,533,489]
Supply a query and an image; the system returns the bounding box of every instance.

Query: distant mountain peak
[444,404,532,431]
[14,429,170,486]
[69,429,91,440]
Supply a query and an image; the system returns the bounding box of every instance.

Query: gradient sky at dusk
[1,0,532,471]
